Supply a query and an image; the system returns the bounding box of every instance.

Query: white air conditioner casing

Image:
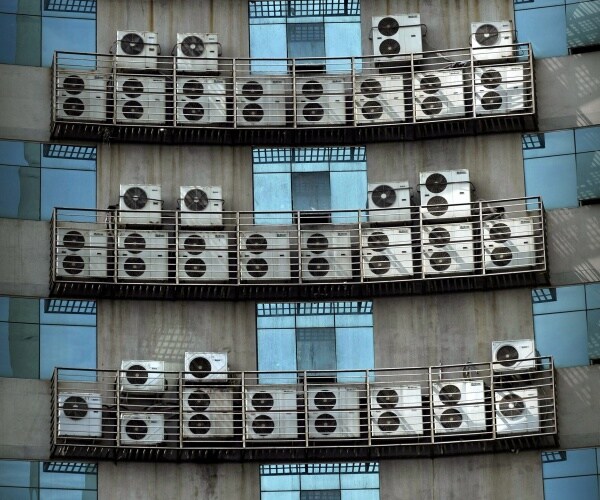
[183,411,234,439]
[422,222,473,247]
[120,360,166,392]
[176,32,219,73]
[120,412,165,445]
[178,231,230,282]
[475,65,527,115]
[355,75,406,124]
[240,230,291,281]
[117,230,169,281]
[372,14,423,62]
[370,385,423,436]
[471,21,515,62]
[419,169,471,219]
[433,404,487,434]
[301,229,353,281]
[236,77,289,127]
[362,227,414,279]
[57,72,107,121]
[484,218,536,271]
[183,386,233,413]
[58,392,103,438]
[115,75,166,125]
[308,386,361,411]
[179,185,223,227]
[367,181,411,223]
[118,184,162,225]
[414,70,466,121]
[116,30,158,70]
[176,77,228,126]
[432,380,485,406]
[245,386,298,440]
[492,339,537,373]
[495,389,540,435]
[184,352,228,382]
[56,225,108,279]
[296,76,348,126]
[307,386,362,439]
[422,223,474,276]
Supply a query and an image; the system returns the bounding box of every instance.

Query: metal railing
[50,356,557,462]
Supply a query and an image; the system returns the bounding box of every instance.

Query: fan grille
[314,390,337,410]
[440,408,463,429]
[489,222,511,242]
[496,345,519,366]
[123,233,146,253]
[301,80,324,100]
[377,411,400,432]
[122,78,143,97]
[182,79,204,97]
[429,251,452,272]
[185,258,206,277]
[124,258,146,277]
[63,98,85,117]
[379,39,400,55]
[475,24,500,47]
[376,388,399,408]
[362,101,383,120]
[184,235,206,254]
[62,255,85,275]
[360,78,382,98]
[480,70,503,89]
[308,258,330,277]
[188,413,211,435]
[420,75,442,94]
[241,81,263,101]
[252,415,275,436]
[438,384,462,405]
[426,196,449,217]
[377,16,400,36]
[63,75,85,95]
[120,32,145,55]
[247,258,269,278]
[302,102,325,121]
[490,246,513,266]
[498,393,526,418]
[424,173,448,193]
[371,184,397,208]
[188,389,211,412]
[306,233,329,253]
[63,396,89,419]
[251,391,274,411]
[368,255,391,275]
[125,419,148,440]
[63,230,86,249]
[242,103,264,122]
[123,187,148,210]
[367,232,390,250]
[189,356,213,377]
[482,91,503,110]
[122,101,144,120]
[184,188,209,211]
[428,227,451,247]
[181,35,205,57]
[315,413,337,434]
[421,96,443,116]
[183,102,205,121]
[245,234,268,253]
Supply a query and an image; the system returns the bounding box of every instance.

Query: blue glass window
[542,447,600,500]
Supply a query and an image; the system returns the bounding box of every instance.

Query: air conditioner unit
[422,223,474,276]
[372,14,423,62]
[471,21,515,62]
[176,33,219,73]
[245,386,299,440]
[183,387,233,413]
[56,225,108,279]
[492,339,537,373]
[367,181,411,223]
[117,230,169,281]
[475,65,527,115]
[115,75,166,125]
[184,352,228,382]
[361,227,414,279]
[57,72,107,121]
[301,229,354,281]
[120,412,165,445]
[235,77,289,127]
[495,389,540,435]
[183,411,235,439]
[308,386,361,411]
[296,76,348,126]
[433,404,487,434]
[307,386,362,439]
[484,218,536,271]
[119,184,162,225]
[414,70,466,121]
[120,360,166,392]
[178,231,230,282]
[176,77,228,126]
[419,169,471,219]
[58,392,103,438]
[355,75,406,124]
[240,230,291,281]
[116,30,159,70]
[179,185,223,227]
[432,380,485,406]
[370,385,423,436]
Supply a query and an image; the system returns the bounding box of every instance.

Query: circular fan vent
[371,185,397,208]
[184,235,206,255]
[124,258,146,277]
[123,233,146,253]
[252,415,275,436]
[308,258,330,277]
[181,35,205,57]
[241,81,263,101]
[360,78,382,98]
[377,411,400,432]
[480,70,502,89]
[421,96,443,116]
[475,24,500,47]
[63,396,88,419]
[245,234,268,253]
[438,384,462,405]
[481,91,503,111]
[428,227,451,247]
[376,388,399,409]
[306,233,328,253]
[126,364,148,385]
[242,104,264,122]
[498,393,526,418]
[301,80,323,100]
[122,78,144,98]
[120,32,145,55]
[122,101,144,120]
[426,196,449,217]
[378,16,400,36]
[429,251,452,272]
[314,390,337,410]
[368,255,391,275]
[362,101,383,120]
[184,188,209,211]
[496,345,519,366]
[379,39,400,55]
[125,418,148,440]
[63,98,85,117]
[182,79,204,97]
[367,232,389,250]
[62,255,85,275]
[440,408,463,429]
[189,356,212,378]
[185,258,206,278]
[63,230,85,250]
[123,188,148,210]
[424,173,448,193]
[63,75,85,95]
[188,413,211,435]
[251,391,274,411]
[302,103,324,121]
[247,258,269,278]
[489,222,511,242]
[183,102,205,121]
[490,246,512,267]
[188,389,211,412]
[315,413,337,435]
[420,75,442,94]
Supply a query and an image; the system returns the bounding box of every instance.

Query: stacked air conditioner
[301,229,353,281]
[367,181,411,223]
[492,339,537,373]
[178,231,230,282]
[116,30,159,70]
[120,413,165,446]
[116,75,166,125]
[245,386,298,440]
[432,380,487,434]
[370,385,423,437]
[362,227,414,279]
[414,70,466,121]
[372,14,422,62]
[182,386,235,440]
[117,230,169,281]
[494,388,540,435]
[475,65,527,115]
[471,21,515,62]
[184,352,228,383]
[236,77,289,127]
[419,170,471,219]
[57,72,107,121]
[296,76,348,126]
[119,184,162,225]
[240,230,292,281]
[179,185,223,227]
[176,77,228,125]
[176,33,219,73]
[355,75,406,124]
[307,386,361,439]
[56,224,108,279]
[58,392,103,438]
[483,218,536,271]
[422,223,474,276]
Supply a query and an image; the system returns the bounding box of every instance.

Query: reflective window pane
[40,168,96,220]
[587,308,600,360]
[575,126,600,153]
[340,473,379,490]
[523,130,575,159]
[544,475,599,500]
[524,155,578,209]
[39,324,96,379]
[261,474,301,492]
[335,327,374,382]
[39,300,97,326]
[325,21,361,73]
[263,493,300,500]
[38,463,97,490]
[257,328,297,384]
[0,487,39,499]
[514,0,565,9]
[585,283,600,309]
[0,0,40,15]
[566,0,600,49]
[515,6,568,58]
[0,141,40,167]
[576,151,600,202]
[250,23,288,73]
[342,491,379,500]
[41,16,95,67]
[534,310,590,367]
[532,285,586,314]
[0,297,39,323]
[0,165,41,219]
[0,460,37,487]
[299,473,340,490]
[0,13,41,66]
[0,322,40,378]
[292,172,331,210]
[296,327,336,371]
[543,448,599,478]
